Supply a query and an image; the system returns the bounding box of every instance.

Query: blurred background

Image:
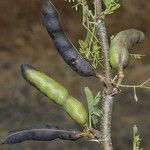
[0,0,150,150]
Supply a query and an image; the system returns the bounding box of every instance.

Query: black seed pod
[2,125,82,144]
[43,1,95,77]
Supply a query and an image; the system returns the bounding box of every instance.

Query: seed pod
[21,64,88,126]
[43,1,95,77]
[2,125,82,144]
[109,29,145,69]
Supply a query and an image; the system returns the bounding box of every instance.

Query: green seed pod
[21,64,88,126]
[109,29,145,69]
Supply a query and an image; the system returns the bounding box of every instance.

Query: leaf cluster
[84,87,102,127]
[65,0,103,68]
[103,0,120,15]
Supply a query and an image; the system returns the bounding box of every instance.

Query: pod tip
[1,138,7,145]
[20,64,36,79]
[43,0,54,14]
[21,64,32,73]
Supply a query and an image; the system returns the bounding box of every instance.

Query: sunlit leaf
[84,87,102,127]
[103,0,120,15]
[65,0,103,68]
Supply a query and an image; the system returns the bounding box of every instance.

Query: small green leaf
[93,107,102,116]
[103,0,120,15]
[133,125,142,150]
[84,87,94,113]
[84,87,102,127]
[94,91,101,105]
[84,86,94,127]
[92,115,99,125]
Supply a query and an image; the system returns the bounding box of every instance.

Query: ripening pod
[109,29,145,69]
[2,125,82,144]
[109,38,129,69]
[21,64,88,126]
[43,1,96,77]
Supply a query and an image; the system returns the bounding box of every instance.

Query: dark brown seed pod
[43,1,96,77]
[2,125,82,145]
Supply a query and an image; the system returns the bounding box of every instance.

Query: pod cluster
[21,64,88,126]
[109,29,145,69]
[2,125,82,144]
[3,0,98,147]
[43,1,95,77]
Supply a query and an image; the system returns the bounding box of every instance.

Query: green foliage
[65,0,103,68]
[103,0,120,15]
[133,125,142,150]
[84,87,102,127]
[79,27,103,68]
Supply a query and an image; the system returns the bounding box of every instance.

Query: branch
[94,0,113,150]
[95,0,111,79]
[100,95,113,149]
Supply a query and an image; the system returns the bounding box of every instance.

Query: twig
[116,66,124,87]
[114,78,150,101]
[116,78,150,89]
[140,78,150,86]
[118,84,150,90]
[96,73,112,89]
[94,0,113,150]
